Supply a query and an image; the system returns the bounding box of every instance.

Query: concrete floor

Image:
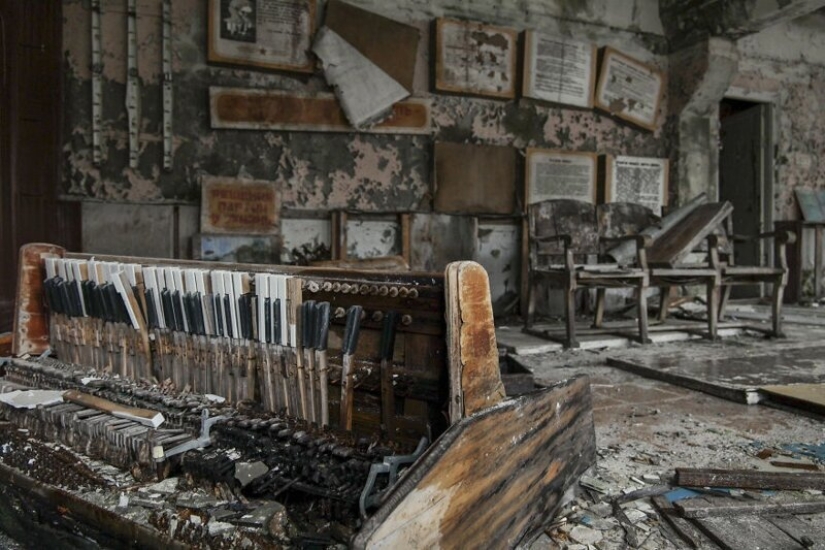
[501,314,825,549]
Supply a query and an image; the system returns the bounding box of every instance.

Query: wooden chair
[644,202,733,339]
[525,199,652,348]
[715,215,795,338]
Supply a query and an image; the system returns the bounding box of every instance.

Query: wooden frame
[207,0,316,74]
[601,155,669,216]
[525,148,597,205]
[594,47,664,131]
[209,87,432,135]
[434,18,518,100]
[200,177,281,235]
[522,31,596,109]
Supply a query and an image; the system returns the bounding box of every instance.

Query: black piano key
[145,289,158,329]
[160,289,174,329]
[223,295,233,338]
[194,294,206,336]
[264,297,272,344]
[273,298,281,346]
[172,291,185,332]
[214,294,224,337]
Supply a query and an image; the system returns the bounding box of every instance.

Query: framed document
[594,47,664,131]
[434,18,518,99]
[523,31,596,109]
[525,149,597,205]
[201,177,281,235]
[207,0,316,73]
[601,155,669,215]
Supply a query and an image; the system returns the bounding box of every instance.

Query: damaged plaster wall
[63,0,670,313]
[731,11,825,224]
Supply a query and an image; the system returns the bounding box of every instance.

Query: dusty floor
[499,311,825,549]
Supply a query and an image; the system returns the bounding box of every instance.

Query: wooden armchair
[714,215,795,337]
[525,199,653,348]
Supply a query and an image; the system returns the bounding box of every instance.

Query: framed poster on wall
[523,31,596,109]
[207,0,316,73]
[434,18,518,99]
[600,155,669,215]
[525,149,597,205]
[594,47,664,131]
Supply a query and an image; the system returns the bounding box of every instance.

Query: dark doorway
[719,98,771,299]
[0,0,79,332]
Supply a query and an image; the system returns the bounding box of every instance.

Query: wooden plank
[652,495,717,549]
[767,515,825,550]
[696,516,805,550]
[325,0,419,92]
[63,390,164,428]
[760,383,825,416]
[445,261,505,422]
[200,177,280,235]
[13,243,65,356]
[353,376,596,549]
[676,468,825,491]
[676,496,825,518]
[434,142,517,215]
[648,202,733,266]
[607,357,758,404]
[210,87,432,135]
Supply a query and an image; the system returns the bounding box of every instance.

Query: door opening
[718,98,772,299]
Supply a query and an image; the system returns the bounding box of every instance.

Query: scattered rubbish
[0,389,64,409]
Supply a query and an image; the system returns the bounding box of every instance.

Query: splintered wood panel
[445,262,505,422]
[325,0,419,92]
[434,142,517,214]
[696,516,806,550]
[200,177,280,235]
[597,203,658,239]
[647,202,733,266]
[210,87,431,135]
[353,376,596,549]
[12,243,65,356]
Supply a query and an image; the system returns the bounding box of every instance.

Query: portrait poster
[207,0,316,73]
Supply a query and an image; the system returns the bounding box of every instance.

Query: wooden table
[774,220,825,303]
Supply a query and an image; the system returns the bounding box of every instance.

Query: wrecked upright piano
[2,242,596,548]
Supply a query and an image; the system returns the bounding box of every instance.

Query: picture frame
[207,0,316,73]
[594,47,664,131]
[434,18,518,100]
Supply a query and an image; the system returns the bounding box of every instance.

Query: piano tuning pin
[359,284,370,295]
[409,288,419,299]
[333,307,346,319]
[398,287,410,298]
[332,282,341,292]
[369,285,379,295]
[388,287,399,297]
[306,281,320,293]
[322,282,332,292]
[339,283,351,293]
[371,310,384,323]
[401,314,413,326]
[378,286,389,296]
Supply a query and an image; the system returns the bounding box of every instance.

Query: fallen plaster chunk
[312,26,409,128]
[0,389,64,409]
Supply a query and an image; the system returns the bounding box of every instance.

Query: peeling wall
[63,0,672,311]
[731,14,825,222]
